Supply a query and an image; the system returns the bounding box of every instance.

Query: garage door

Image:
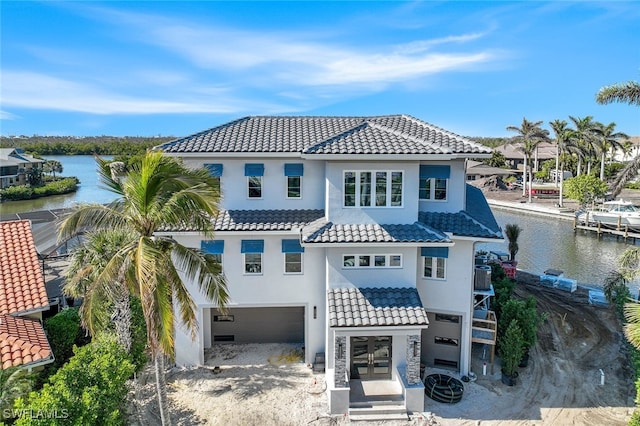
[421,312,461,370]
[210,307,304,343]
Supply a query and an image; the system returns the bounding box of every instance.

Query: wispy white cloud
[88,5,502,87]
[0,110,19,120]
[0,71,287,115]
[3,4,505,116]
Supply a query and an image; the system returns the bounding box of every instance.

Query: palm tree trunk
[559,162,564,208]
[112,289,132,351]
[522,157,527,197]
[600,153,606,181]
[577,158,582,176]
[554,146,559,187]
[587,160,592,175]
[527,161,534,203]
[154,352,172,425]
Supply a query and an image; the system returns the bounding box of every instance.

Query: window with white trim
[242,239,264,275]
[423,256,446,279]
[287,176,301,199]
[244,253,262,274]
[343,254,403,269]
[245,164,264,199]
[282,239,304,274]
[201,240,224,273]
[344,170,403,207]
[419,165,450,201]
[284,253,303,273]
[419,178,448,200]
[421,246,448,280]
[284,163,303,199]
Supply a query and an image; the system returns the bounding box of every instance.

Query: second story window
[204,163,223,192]
[201,240,224,274]
[282,239,304,274]
[342,254,403,269]
[245,163,264,199]
[421,247,448,280]
[419,165,450,201]
[242,239,264,275]
[284,163,303,199]
[344,170,403,208]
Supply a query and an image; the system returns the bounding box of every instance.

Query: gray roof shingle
[418,185,503,239]
[155,115,490,156]
[302,221,450,244]
[212,209,324,231]
[327,287,429,327]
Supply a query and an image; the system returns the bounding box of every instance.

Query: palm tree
[615,247,640,349]
[506,118,550,203]
[504,223,522,262]
[569,116,598,176]
[549,119,576,207]
[65,229,134,350]
[58,151,229,425]
[593,122,629,181]
[0,367,33,413]
[596,81,640,106]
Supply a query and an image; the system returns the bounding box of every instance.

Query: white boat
[577,199,640,228]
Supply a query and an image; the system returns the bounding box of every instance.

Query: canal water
[478,210,635,291]
[0,155,115,216]
[0,156,634,291]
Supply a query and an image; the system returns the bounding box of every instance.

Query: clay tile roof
[0,314,53,369]
[302,221,450,244]
[327,287,429,327]
[0,220,49,315]
[155,115,491,156]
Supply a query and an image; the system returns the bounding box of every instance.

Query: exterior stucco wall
[171,233,326,366]
[325,161,419,224]
[180,157,325,211]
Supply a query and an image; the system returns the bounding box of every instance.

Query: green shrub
[13,335,135,426]
[43,308,88,369]
[0,178,78,201]
[0,185,33,201]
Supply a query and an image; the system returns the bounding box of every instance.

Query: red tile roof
[0,314,53,369]
[0,220,49,315]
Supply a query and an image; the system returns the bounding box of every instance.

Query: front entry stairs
[348,379,408,422]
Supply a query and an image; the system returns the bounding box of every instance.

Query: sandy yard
[130,277,636,426]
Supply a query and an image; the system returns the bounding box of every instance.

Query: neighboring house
[465,160,517,181]
[0,220,54,370]
[0,148,44,189]
[155,115,503,415]
[493,142,556,172]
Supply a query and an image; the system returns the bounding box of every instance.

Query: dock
[573,218,640,243]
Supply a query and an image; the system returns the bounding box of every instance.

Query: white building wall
[416,239,475,374]
[171,233,326,366]
[418,159,466,213]
[325,246,419,289]
[181,157,325,211]
[325,161,419,224]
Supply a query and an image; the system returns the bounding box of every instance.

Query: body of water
[1,156,634,290]
[0,155,116,216]
[478,209,635,291]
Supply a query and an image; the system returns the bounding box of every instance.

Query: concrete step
[348,404,408,422]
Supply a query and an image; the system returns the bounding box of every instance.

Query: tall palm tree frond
[596,81,640,106]
[610,154,640,199]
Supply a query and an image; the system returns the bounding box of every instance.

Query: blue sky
[1,1,639,138]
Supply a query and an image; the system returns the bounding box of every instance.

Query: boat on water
[576,199,640,229]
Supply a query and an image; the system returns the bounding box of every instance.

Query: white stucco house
[154,115,503,415]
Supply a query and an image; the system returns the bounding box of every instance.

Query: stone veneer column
[334,336,348,387]
[406,335,421,385]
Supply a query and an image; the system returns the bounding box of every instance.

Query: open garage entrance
[421,312,461,370]
[210,307,304,343]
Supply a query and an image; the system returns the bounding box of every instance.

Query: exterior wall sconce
[313,306,317,319]
[413,341,419,357]
[338,342,344,358]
